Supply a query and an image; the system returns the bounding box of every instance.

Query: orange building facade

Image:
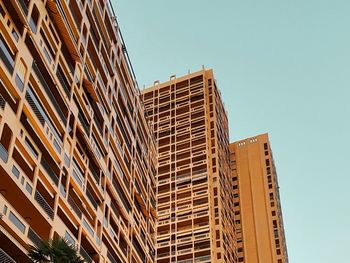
[230,134,288,263]
[0,0,157,262]
[0,1,289,262]
[142,70,237,263]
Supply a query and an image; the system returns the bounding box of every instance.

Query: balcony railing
[78,111,90,136]
[110,201,120,219]
[72,160,85,188]
[69,4,81,31]
[56,66,71,97]
[82,218,94,237]
[89,162,100,185]
[119,240,128,257]
[59,184,66,197]
[64,231,76,246]
[0,248,16,263]
[32,62,67,125]
[89,28,100,51]
[107,250,119,263]
[132,239,146,263]
[28,227,42,247]
[35,190,54,220]
[17,0,29,15]
[84,67,94,83]
[194,255,211,262]
[25,87,63,151]
[93,113,103,136]
[86,187,98,210]
[112,180,131,213]
[40,157,59,186]
[0,93,5,110]
[80,246,93,263]
[67,195,82,219]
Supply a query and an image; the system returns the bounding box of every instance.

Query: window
[0,123,12,162]
[0,33,15,73]
[12,165,20,179]
[29,5,40,33]
[9,211,25,233]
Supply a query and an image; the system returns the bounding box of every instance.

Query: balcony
[64,230,76,247]
[107,250,119,263]
[85,187,98,210]
[27,227,42,247]
[56,65,71,97]
[0,248,16,263]
[112,179,131,213]
[32,62,67,125]
[78,111,90,136]
[25,86,63,155]
[0,93,5,110]
[93,112,103,136]
[194,255,211,262]
[80,245,93,263]
[89,161,100,185]
[132,238,146,263]
[72,160,85,189]
[40,157,59,186]
[67,194,82,219]
[16,0,29,15]
[34,190,54,220]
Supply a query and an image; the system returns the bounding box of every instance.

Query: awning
[46,0,80,62]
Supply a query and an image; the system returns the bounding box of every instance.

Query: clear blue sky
[112,0,350,262]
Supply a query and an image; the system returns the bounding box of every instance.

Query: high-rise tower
[230,134,288,263]
[0,0,156,262]
[142,69,237,263]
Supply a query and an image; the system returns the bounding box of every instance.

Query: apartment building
[142,69,238,263]
[230,134,288,263]
[0,0,157,262]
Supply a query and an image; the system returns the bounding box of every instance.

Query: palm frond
[28,236,85,263]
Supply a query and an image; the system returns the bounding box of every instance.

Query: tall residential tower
[0,0,156,262]
[142,69,237,263]
[230,134,289,263]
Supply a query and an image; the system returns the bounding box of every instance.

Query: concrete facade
[142,70,237,263]
[0,1,289,263]
[0,0,157,262]
[230,134,288,263]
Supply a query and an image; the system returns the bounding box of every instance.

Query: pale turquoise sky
[112,0,350,262]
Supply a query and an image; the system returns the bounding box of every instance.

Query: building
[142,69,238,263]
[229,134,288,263]
[0,0,157,262]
